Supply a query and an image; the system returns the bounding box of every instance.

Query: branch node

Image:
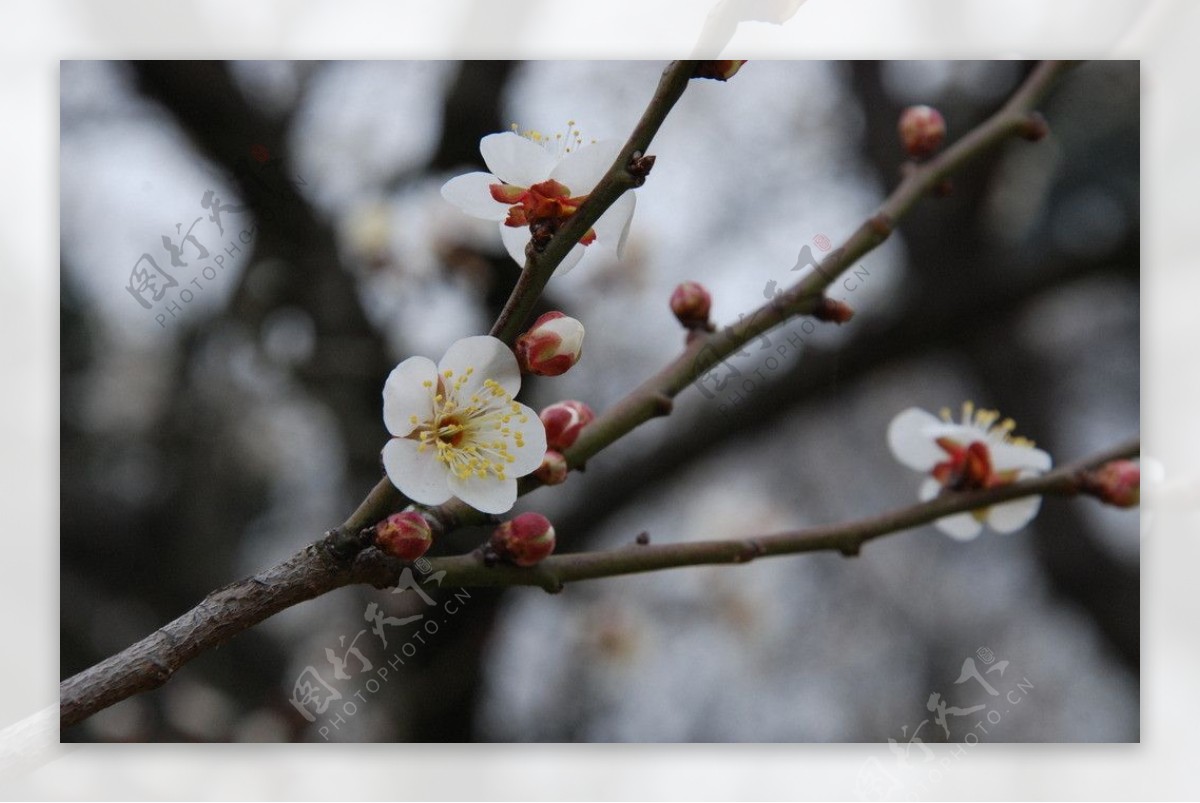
[868,212,894,240]
[734,539,765,563]
[813,296,855,325]
[650,392,674,418]
[324,526,374,561]
[542,578,566,594]
[635,531,651,546]
[838,541,862,558]
[1020,111,1050,142]
[627,151,656,186]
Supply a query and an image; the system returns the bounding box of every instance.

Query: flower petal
[440,172,510,221]
[919,477,982,539]
[382,438,453,506]
[506,402,548,476]
[382,356,438,437]
[935,512,985,541]
[448,473,518,514]
[500,224,530,267]
[553,244,587,276]
[438,335,522,400]
[987,494,1042,533]
[918,477,941,502]
[989,440,1052,473]
[888,408,948,471]
[550,138,621,194]
[592,191,635,257]
[480,132,557,188]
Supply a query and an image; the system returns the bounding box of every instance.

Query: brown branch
[424,437,1139,590]
[489,59,698,343]
[60,436,1137,727]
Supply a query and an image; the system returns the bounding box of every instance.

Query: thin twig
[424,437,1139,591]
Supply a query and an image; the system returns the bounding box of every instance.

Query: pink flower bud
[515,311,585,376]
[375,511,433,562]
[670,281,712,329]
[813,297,855,324]
[490,512,556,567]
[898,105,946,159]
[535,450,569,486]
[539,400,596,452]
[1083,460,1140,508]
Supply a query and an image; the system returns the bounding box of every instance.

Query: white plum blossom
[382,336,547,514]
[887,402,1053,540]
[440,124,636,274]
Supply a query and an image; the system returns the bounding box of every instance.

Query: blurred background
[59,59,1138,743]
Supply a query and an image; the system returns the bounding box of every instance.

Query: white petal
[550,138,622,194]
[500,226,587,275]
[888,408,947,471]
[987,494,1043,533]
[918,477,941,502]
[500,224,530,267]
[919,477,983,539]
[382,356,437,436]
[989,440,1052,473]
[592,191,635,257]
[480,132,556,188]
[382,438,453,506]
[935,512,985,541]
[506,403,548,476]
[439,335,522,399]
[448,473,518,514]
[553,244,587,277]
[440,172,509,221]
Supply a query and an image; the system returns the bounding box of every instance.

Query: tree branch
[425,437,1139,591]
[489,59,698,343]
[60,435,1138,727]
[60,60,1081,730]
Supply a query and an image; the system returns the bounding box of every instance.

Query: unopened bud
[490,512,557,567]
[515,311,585,376]
[670,281,713,329]
[898,105,946,159]
[1082,460,1140,508]
[694,60,747,81]
[535,450,569,486]
[375,511,433,562]
[814,297,855,324]
[1020,111,1049,142]
[540,400,596,451]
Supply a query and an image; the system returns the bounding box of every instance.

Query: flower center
[932,438,996,492]
[487,120,600,247]
[407,370,529,482]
